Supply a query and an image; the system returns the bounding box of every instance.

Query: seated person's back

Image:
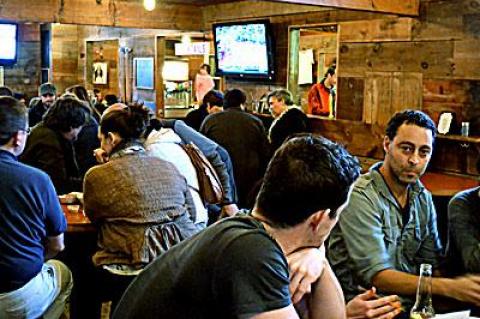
[83,103,203,312]
[0,96,72,319]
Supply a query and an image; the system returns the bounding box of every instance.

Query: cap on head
[39,83,57,96]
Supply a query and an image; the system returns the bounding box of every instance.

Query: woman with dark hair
[20,94,88,194]
[66,84,101,176]
[83,103,202,313]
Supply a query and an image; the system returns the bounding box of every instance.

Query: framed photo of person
[134,57,154,90]
[92,62,108,85]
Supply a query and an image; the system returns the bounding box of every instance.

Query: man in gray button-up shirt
[329,110,480,310]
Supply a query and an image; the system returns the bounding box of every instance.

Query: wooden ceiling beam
[264,0,420,16]
[0,0,202,30]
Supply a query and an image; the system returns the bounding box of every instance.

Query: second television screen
[214,22,270,77]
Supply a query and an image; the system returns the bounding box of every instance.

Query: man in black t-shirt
[113,134,361,319]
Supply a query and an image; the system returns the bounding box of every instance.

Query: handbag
[180,142,224,205]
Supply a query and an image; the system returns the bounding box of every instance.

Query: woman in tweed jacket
[83,103,203,313]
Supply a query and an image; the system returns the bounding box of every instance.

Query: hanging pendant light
[143,0,155,11]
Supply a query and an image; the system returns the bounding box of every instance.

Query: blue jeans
[0,260,73,319]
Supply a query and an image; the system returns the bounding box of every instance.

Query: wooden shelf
[436,134,480,144]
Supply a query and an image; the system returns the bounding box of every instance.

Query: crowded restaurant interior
[1,0,480,318]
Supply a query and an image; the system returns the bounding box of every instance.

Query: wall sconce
[143,0,155,11]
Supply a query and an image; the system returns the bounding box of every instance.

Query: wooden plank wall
[2,24,41,100]
[125,35,156,106]
[52,24,80,94]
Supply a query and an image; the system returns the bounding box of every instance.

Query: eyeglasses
[21,127,31,135]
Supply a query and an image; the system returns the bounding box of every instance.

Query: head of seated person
[223,88,246,110]
[267,89,294,119]
[43,94,89,141]
[98,103,150,157]
[202,90,224,114]
[254,134,360,240]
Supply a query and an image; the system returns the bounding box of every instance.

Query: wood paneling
[0,0,202,30]
[267,0,419,16]
[52,24,80,94]
[126,36,156,106]
[339,41,454,78]
[156,37,166,117]
[336,77,364,121]
[363,72,391,125]
[453,40,480,79]
[363,72,422,127]
[339,18,414,42]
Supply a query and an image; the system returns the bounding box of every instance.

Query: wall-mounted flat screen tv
[0,23,18,66]
[213,20,274,80]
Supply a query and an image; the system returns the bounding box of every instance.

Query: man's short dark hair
[256,134,360,228]
[324,65,336,78]
[224,89,246,109]
[105,94,118,106]
[43,95,88,133]
[385,110,437,141]
[0,86,14,97]
[202,90,224,109]
[0,96,28,145]
[267,89,294,106]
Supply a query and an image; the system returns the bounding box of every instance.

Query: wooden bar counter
[421,172,478,197]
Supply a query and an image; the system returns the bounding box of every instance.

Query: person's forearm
[44,235,65,260]
[308,261,346,319]
[371,269,419,296]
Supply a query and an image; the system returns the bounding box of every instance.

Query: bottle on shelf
[410,263,435,319]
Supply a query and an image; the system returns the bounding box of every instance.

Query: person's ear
[309,209,330,233]
[383,136,391,153]
[107,132,119,146]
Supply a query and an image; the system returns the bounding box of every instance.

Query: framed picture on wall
[92,62,108,85]
[134,57,154,90]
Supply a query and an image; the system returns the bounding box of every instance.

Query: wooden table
[61,204,95,232]
[421,172,479,197]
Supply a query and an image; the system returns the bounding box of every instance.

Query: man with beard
[329,110,480,312]
[21,95,88,194]
[29,83,57,127]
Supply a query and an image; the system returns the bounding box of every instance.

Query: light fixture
[143,0,155,11]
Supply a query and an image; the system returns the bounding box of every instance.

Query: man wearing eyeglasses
[0,96,73,318]
[28,82,57,127]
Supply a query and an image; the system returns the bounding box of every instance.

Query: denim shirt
[328,162,442,304]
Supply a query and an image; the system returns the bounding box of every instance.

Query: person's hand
[287,245,326,304]
[448,275,480,306]
[346,287,402,319]
[93,148,109,164]
[220,204,239,218]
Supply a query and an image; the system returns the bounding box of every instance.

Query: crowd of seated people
[3,81,480,319]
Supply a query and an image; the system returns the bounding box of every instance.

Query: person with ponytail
[82,103,202,315]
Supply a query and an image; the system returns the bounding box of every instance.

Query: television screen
[0,23,18,65]
[213,20,274,80]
